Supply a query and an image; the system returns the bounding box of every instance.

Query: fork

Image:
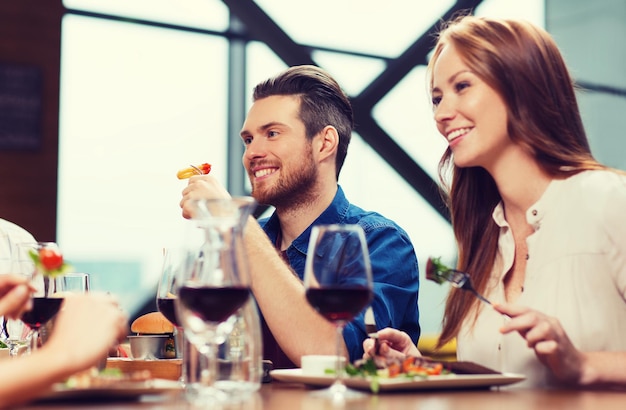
[426,257,493,306]
[364,307,382,354]
[435,268,493,306]
[189,164,204,175]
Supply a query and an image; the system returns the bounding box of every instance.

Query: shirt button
[532,209,538,216]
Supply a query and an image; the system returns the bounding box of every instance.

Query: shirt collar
[262,185,348,254]
[492,178,561,231]
[290,185,348,254]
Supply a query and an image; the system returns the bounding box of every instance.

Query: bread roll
[130,312,174,334]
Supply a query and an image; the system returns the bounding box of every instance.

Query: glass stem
[199,342,218,388]
[175,327,187,385]
[334,324,345,387]
[9,342,19,358]
[30,329,39,352]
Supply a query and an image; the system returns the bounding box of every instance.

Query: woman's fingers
[493,302,531,318]
[534,340,559,355]
[0,284,32,319]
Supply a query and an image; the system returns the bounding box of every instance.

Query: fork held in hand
[440,269,492,306]
[426,257,493,306]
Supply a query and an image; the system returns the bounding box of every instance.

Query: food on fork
[425,256,454,284]
[131,312,174,335]
[28,243,73,277]
[176,162,212,179]
[425,256,493,306]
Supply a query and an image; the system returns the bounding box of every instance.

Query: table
[15,381,626,410]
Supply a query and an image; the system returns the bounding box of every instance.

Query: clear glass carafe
[176,197,260,405]
[215,295,263,401]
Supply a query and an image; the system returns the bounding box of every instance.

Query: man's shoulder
[0,218,36,242]
[343,204,409,236]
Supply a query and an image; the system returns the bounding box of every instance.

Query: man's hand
[362,327,420,360]
[179,175,232,219]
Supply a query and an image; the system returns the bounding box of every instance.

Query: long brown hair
[428,15,605,347]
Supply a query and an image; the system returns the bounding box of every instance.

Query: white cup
[301,355,346,377]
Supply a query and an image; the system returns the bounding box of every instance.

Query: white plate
[38,378,182,402]
[270,369,525,392]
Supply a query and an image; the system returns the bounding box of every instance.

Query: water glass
[59,272,90,293]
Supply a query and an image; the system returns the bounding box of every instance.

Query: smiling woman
[366,14,626,391]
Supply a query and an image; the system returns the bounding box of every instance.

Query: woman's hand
[0,274,34,319]
[43,293,128,373]
[495,303,584,384]
[362,327,421,360]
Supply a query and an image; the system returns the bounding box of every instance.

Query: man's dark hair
[252,65,354,179]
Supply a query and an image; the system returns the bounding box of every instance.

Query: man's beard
[250,155,318,210]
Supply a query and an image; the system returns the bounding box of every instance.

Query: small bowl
[128,335,178,360]
[301,355,346,376]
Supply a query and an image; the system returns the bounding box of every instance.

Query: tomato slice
[387,362,401,378]
[199,163,212,174]
[39,248,64,270]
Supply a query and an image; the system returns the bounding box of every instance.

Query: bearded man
[180,65,420,369]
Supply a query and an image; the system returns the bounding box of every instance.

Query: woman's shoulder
[561,169,626,220]
[564,169,626,195]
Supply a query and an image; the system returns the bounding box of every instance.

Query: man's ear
[316,125,339,161]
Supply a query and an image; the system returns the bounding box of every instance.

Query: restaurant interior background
[1,0,625,338]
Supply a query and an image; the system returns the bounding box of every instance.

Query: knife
[364,307,381,354]
[364,307,377,336]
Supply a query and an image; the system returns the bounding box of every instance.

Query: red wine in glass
[179,286,250,323]
[157,298,180,327]
[303,224,374,401]
[21,297,64,329]
[305,286,373,323]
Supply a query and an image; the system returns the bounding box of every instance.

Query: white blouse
[456,170,626,388]
[0,218,36,272]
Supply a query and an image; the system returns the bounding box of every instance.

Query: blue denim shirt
[259,186,420,368]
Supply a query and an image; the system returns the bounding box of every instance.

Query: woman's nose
[434,98,456,124]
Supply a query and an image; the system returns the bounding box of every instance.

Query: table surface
[14,379,626,410]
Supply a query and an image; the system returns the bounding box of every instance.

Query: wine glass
[156,248,190,385]
[4,318,30,358]
[17,242,67,351]
[157,248,184,329]
[1,237,31,357]
[174,197,255,403]
[303,224,374,402]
